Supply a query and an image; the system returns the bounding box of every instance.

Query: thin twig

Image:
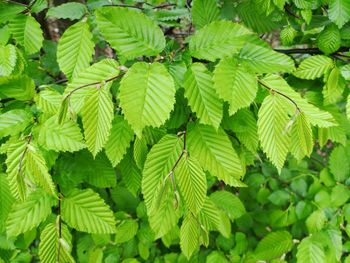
[274,47,349,55]
[4,0,27,7]
[284,4,301,19]
[258,79,301,112]
[57,189,62,263]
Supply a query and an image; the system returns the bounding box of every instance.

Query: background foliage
[1,0,350,262]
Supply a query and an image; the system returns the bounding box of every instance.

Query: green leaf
[180,213,200,259]
[175,155,207,214]
[213,58,257,115]
[239,43,295,73]
[347,95,350,120]
[119,151,142,195]
[9,14,43,54]
[0,109,32,137]
[210,191,246,220]
[119,62,175,137]
[105,115,134,167]
[191,0,220,29]
[290,112,313,160]
[46,2,87,20]
[328,0,350,28]
[296,237,325,263]
[115,219,139,244]
[254,231,293,260]
[329,145,350,182]
[133,136,148,170]
[323,229,342,261]
[317,23,341,55]
[323,66,346,105]
[306,210,326,233]
[6,189,52,237]
[35,89,62,115]
[258,94,290,172]
[0,44,16,76]
[0,174,15,232]
[61,188,116,234]
[57,21,94,80]
[39,223,75,263]
[39,116,85,152]
[294,55,334,80]
[184,63,223,129]
[81,85,114,157]
[95,7,166,59]
[189,20,253,61]
[0,75,35,101]
[187,122,244,185]
[142,134,182,213]
[280,25,297,46]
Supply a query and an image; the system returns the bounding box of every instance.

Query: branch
[274,47,349,55]
[258,79,301,112]
[284,4,301,19]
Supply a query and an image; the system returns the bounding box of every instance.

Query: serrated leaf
[258,94,290,172]
[347,95,350,120]
[239,43,295,73]
[294,55,334,80]
[61,188,116,234]
[119,151,142,195]
[187,122,244,185]
[39,223,75,263]
[175,155,206,215]
[81,85,114,157]
[213,58,257,115]
[0,174,15,232]
[323,66,346,105]
[133,136,148,170]
[46,2,87,20]
[115,219,138,244]
[210,191,246,220]
[191,0,220,29]
[6,189,52,237]
[280,25,297,46]
[180,213,200,259]
[95,7,165,59]
[9,14,43,54]
[290,112,313,160]
[329,145,350,182]
[318,23,341,55]
[0,109,32,137]
[142,135,183,213]
[328,0,350,28]
[189,20,253,61]
[57,21,94,80]
[0,44,16,76]
[0,75,35,101]
[36,89,62,115]
[296,237,325,263]
[254,231,293,260]
[184,63,223,129]
[119,62,175,137]
[39,116,85,152]
[105,115,134,167]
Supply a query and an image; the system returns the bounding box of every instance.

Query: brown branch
[274,47,349,55]
[284,4,301,19]
[258,79,301,112]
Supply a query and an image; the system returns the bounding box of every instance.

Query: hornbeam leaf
[9,14,43,54]
[175,155,207,215]
[95,7,166,59]
[0,174,15,232]
[46,2,87,20]
[213,58,257,115]
[6,189,53,237]
[119,62,175,137]
[57,21,94,80]
[0,44,16,76]
[39,223,75,263]
[328,0,350,28]
[294,55,334,80]
[39,116,85,152]
[105,115,134,167]
[61,188,116,234]
[189,20,253,61]
[184,63,223,129]
[81,85,114,157]
[317,23,341,55]
[0,109,32,137]
[180,213,200,259]
[290,112,313,160]
[191,0,220,29]
[296,237,325,263]
[187,122,244,185]
[257,94,290,172]
[142,135,183,214]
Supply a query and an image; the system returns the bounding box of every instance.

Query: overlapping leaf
[0,109,32,137]
[180,213,200,259]
[290,112,313,160]
[191,0,220,29]
[294,55,334,79]
[0,44,16,76]
[0,174,14,232]
[328,0,350,28]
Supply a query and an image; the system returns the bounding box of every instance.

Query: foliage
[0,0,350,262]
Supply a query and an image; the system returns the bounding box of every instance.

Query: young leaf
[115,219,139,244]
[294,55,334,80]
[36,89,62,115]
[81,85,114,157]
[0,174,15,232]
[213,58,257,115]
[189,20,253,61]
[175,155,207,215]
[0,44,16,76]
[57,21,94,80]
[187,122,244,185]
[328,0,350,28]
[317,23,341,55]
[0,109,32,137]
[61,188,116,234]
[6,189,52,237]
[191,0,220,29]
[184,63,223,129]
[46,2,87,20]
[258,94,290,172]
[290,112,313,160]
[95,7,166,59]
[119,62,175,137]
[105,115,134,167]
[296,237,325,263]
[180,213,200,259]
[9,14,43,54]
[210,191,246,220]
[119,151,142,195]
